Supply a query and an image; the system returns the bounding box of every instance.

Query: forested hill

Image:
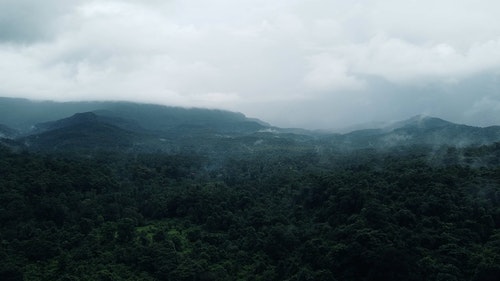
[0,124,17,138]
[1,140,500,280]
[2,97,500,280]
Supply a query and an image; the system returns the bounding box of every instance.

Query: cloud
[340,36,500,83]
[304,53,364,91]
[0,0,82,43]
[1,0,500,129]
[364,0,500,47]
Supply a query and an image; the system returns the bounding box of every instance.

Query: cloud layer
[1,0,500,129]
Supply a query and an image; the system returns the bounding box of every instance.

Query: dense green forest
[1,143,500,281]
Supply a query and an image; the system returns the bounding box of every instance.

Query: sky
[1,0,500,129]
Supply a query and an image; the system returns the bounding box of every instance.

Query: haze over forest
[2,0,500,129]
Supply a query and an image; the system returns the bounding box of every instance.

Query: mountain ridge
[0,97,267,133]
[2,97,500,153]
[33,112,146,135]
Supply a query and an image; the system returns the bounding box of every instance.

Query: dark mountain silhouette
[22,113,141,151]
[32,112,145,134]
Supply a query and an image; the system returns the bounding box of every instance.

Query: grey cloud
[0,0,80,43]
[1,0,500,129]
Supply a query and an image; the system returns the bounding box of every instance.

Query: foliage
[1,143,500,280]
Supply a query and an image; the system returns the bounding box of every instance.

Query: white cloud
[304,53,364,91]
[305,35,500,85]
[2,0,500,128]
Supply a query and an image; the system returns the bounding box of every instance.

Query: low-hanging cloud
[1,0,500,129]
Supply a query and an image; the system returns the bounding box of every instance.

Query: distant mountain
[0,97,109,131]
[385,115,500,146]
[3,97,500,153]
[4,103,269,153]
[22,113,145,152]
[0,97,269,134]
[329,115,500,149]
[33,112,145,134]
[93,103,266,134]
[394,114,452,128]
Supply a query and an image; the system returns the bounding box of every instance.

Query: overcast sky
[1,0,500,129]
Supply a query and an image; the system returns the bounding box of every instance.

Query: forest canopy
[1,142,500,281]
